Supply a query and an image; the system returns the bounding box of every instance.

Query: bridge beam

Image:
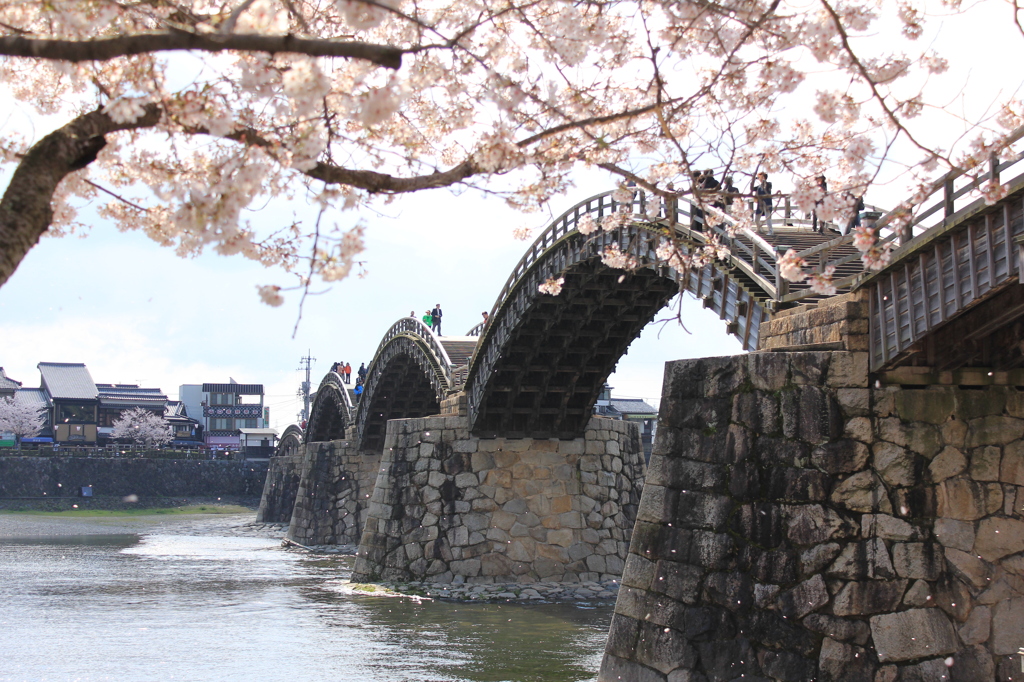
[351,415,646,584]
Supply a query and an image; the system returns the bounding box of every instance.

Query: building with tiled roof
[0,367,22,400]
[593,385,659,462]
[95,384,169,442]
[37,362,99,443]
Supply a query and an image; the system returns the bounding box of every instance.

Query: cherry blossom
[778,249,808,283]
[807,265,838,296]
[538,276,565,296]
[601,243,638,271]
[0,0,1021,306]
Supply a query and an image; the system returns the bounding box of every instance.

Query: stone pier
[255,452,303,523]
[599,351,1024,682]
[351,415,646,584]
[285,439,382,546]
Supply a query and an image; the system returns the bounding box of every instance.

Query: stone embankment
[0,457,268,499]
[599,350,1024,682]
[373,579,620,602]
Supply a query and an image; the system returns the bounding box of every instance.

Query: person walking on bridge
[343,362,352,384]
[357,363,367,383]
[812,175,828,233]
[432,304,443,335]
[753,172,774,236]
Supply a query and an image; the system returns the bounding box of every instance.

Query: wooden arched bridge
[298,140,1024,447]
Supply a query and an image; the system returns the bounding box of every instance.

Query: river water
[0,517,612,682]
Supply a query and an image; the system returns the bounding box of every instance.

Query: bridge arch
[275,424,305,457]
[464,189,777,439]
[306,371,353,442]
[354,318,456,451]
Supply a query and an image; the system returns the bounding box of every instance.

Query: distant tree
[111,407,173,447]
[0,396,45,449]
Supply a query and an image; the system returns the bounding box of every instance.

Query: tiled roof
[38,362,97,400]
[14,388,50,408]
[608,398,658,415]
[0,367,22,391]
[96,384,167,407]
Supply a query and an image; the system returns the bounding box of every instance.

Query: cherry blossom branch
[0,32,404,69]
[0,105,161,287]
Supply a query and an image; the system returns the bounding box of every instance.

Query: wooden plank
[877,281,890,365]
[967,222,979,302]
[935,242,947,324]
[1002,203,1012,281]
[951,231,963,312]
[918,251,931,333]
[908,260,918,340]
[986,213,996,293]
[890,271,903,353]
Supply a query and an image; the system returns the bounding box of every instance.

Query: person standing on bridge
[357,363,367,383]
[753,172,774,236]
[432,303,443,335]
[353,381,363,401]
[343,362,352,384]
[812,175,828,233]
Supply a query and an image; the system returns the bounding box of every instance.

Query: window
[211,393,234,406]
[211,418,232,430]
[58,403,94,423]
[244,419,258,429]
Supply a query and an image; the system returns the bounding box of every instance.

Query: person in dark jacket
[357,363,367,382]
[753,172,774,236]
[431,304,443,335]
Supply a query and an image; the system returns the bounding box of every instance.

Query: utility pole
[297,351,316,424]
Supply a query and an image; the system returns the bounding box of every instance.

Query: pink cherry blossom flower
[778,249,807,282]
[538,276,565,296]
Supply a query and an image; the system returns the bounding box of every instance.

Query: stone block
[933,517,975,552]
[943,547,989,589]
[596,653,666,682]
[802,613,870,645]
[812,439,870,474]
[818,637,876,682]
[949,644,995,682]
[800,542,841,576]
[936,478,1003,520]
[992,597,1024,655]
[898,658,953,681]
[970,445,1002,481]
[695,639,758,681]
[634,620,698,675]
[759,650,817,682]
[747,352,790,391]
[787,504,859,545]
[861,513,917,541]
[827,352,869,388]
[830,471,893,514]
[827,538,895,580]
[845,415,873,442]
[929,446,967,483]
[777,574,829,619]
[966,415,1024,448]
[902,578,931,607]
[832,580,908,616]
[1001,440,1024,485]
[650,560,704,604]
[873,442,916,487]
[975,516,1024,561]
[891,542,944,580]
[673,491,730,530]
[895,388,956,423]
[958,604,991,645]
[870,609,958,662]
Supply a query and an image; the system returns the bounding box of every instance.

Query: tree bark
[0,33,404,69]
[0,105,160,288]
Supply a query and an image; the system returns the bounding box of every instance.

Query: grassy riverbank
[0,496,259,514]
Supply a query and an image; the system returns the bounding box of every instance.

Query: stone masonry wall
[599,351,1024,682]
[351,415,645,584]
[286,439,382,546]
[255,453,303,523]
[0,456,267,499]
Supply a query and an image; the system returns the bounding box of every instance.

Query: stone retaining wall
[352,415,645,584]
[599,351,1024,682]
[0,456,267,498]
[255,453,303,523]
[286,439,381,546]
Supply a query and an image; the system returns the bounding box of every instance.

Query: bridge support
[255,452,304,523]
[281,438,382,546]
[599,350,1024,682]
[351,415,645,584]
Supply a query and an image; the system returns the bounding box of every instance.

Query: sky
[1,2,1021,432]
